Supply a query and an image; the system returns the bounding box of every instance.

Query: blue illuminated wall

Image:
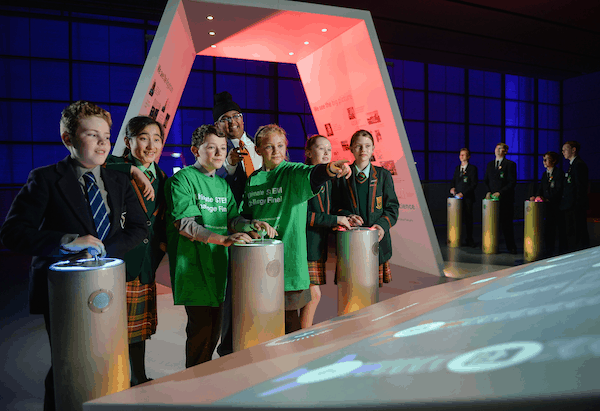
[563,71,600,181]
[387,60,562,183]
[0,6,569,225]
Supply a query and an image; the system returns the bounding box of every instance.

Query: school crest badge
[376,196,383,209]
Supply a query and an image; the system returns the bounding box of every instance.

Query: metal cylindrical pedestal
[336,227,379,316]
[524,201,544,262]
[482,199,500,254]
[48,258,129,411]
[447,197,462,248]
[231,239,284,352]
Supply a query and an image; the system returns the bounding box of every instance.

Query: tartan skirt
[379,261,392,286]
[127,277,158,344]
[308,256,327,285]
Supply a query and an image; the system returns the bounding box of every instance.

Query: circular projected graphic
[296,360,364,384]
[393,322,446,338]
[447,341,543,373]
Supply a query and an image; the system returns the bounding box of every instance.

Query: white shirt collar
[193,161,216,177]
[354,162,371,176]
[230,132,253,148]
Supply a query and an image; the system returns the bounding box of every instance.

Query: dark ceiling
[6,0,600,81]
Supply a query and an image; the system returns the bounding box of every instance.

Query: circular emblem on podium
[448,202,452,208]
[88,289,114,313]
[266,260,282,278]
[372,242,379,256]
[526,205,531,213]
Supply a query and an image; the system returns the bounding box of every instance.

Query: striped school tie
[356,172,367,183]
[83,172,111,240]
[144,169,155,184]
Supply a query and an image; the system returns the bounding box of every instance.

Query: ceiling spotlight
[304,41,309,45]
[206,15,214,20]
[171,153,181,158]
[209,31,216,36]
[289,52,294,56]
[321,28,327,32]
[211,44,216,48]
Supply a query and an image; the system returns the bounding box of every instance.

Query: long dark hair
[123,116,165,157]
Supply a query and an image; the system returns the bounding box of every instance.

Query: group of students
[0,95,400,411]
[450,142,589,255]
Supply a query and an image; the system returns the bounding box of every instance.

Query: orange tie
[238,140,255,177]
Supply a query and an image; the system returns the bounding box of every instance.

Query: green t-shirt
[241,161,315,291]
[165,166,238,306]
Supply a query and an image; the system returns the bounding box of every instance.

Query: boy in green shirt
[165,124,274,367]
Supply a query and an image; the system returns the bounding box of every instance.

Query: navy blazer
[0,156,147,314]
[536,167,564,205]
[560,156,589,211]
[484,158,517,203]
[450,163,478,203]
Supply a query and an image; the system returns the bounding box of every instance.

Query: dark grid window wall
[387,59,561,183]
[0,8,317,187]
[1,8,561,192]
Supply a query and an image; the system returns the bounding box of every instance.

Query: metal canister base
[524,200,544,262]
[447,197,462,248]
[482,199,500,254]
[336,228,379,316]
[48,258,128,411]
[231,239,284,351]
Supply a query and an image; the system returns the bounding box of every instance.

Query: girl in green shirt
[241,125,351,333]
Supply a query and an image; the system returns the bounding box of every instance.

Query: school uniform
[105,153,167,343]
[335,163,399,285]
[450,163,478,245]
[535,167,564,256]
[0,155,147,411]
[307,180,337,285]
[484,157,517,252]
[560,156,589,251]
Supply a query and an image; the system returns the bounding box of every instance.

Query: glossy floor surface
[1,220,598,410]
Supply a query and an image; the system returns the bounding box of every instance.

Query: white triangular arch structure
[113,0,444,277]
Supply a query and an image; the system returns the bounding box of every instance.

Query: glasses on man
[216,113,243,126]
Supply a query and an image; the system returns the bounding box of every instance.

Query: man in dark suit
[214,91,263,205]
[0,101,147,411]
[213,91,263,357]
[484,142,518,254]
[450,148,478,247]
[560,141,589,252]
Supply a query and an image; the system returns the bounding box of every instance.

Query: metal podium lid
[339,227,376,232]
[233,239,283,247]
[49,257,123,271]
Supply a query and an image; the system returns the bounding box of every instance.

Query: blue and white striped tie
[83,172,111,240]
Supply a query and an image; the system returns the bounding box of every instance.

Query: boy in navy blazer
[450,148,478,247]
[484,142,518,254]
[0,101,147,411]
[560,141,589,251]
